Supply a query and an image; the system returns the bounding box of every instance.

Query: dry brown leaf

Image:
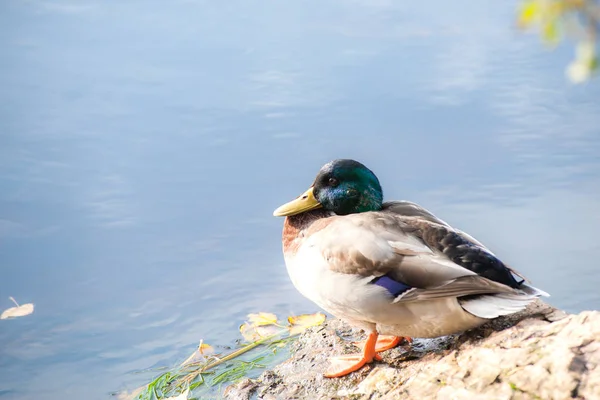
[1,297,34,320]
[288,312,326,336]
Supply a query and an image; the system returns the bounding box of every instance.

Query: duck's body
[274,159,549,377]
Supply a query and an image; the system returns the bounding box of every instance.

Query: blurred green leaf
[542,20,560,43]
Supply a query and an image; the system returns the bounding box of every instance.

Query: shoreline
[224,301,599,400]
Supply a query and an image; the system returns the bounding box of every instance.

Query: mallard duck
[273,159,549,378]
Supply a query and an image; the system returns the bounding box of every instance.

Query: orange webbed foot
[325,332,381,378]
[353,335,412,353]
[323,354,378,377]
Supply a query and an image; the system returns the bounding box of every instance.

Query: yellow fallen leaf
[239,322,282,342]
[239,323,259,342]
[199,342,214,354]
[240,312,283,341]
[288,312,326,327]
[1,297,34,320]
[180,340,215,366]
[288,312,326,335]
[246,312,278,326]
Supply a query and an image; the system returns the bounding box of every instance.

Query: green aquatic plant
[115,312,326,400]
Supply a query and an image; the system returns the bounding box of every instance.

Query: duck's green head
[273,159,383,217]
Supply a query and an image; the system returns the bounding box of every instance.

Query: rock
[222,378,258,399]
[225,301,599,400]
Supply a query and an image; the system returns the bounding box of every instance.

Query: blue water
[1,1,599,399]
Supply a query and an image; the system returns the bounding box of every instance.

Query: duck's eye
[328,178,339,187]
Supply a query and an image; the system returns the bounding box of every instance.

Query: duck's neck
[282,209,331,255]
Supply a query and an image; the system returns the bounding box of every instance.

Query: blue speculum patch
[371,275,412,296]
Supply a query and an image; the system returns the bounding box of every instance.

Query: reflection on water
[1,0,599,399]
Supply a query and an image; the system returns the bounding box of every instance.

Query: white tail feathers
[519,282,550,298]
[459,283,549,319]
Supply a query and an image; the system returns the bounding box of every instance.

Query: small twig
[175,329,288,389]
[180,340,206,367]
[126,313,326,398]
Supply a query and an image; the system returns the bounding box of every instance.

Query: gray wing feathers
[388,251,477,288]
[383,201,452,226]
[313,203,548,314]
[393,275,516,303]
[384,200,499,255]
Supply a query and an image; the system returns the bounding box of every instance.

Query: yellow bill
[273,187,322,217]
